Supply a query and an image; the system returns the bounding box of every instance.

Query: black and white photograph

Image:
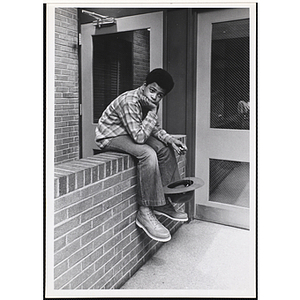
[44,2,257,298]
[4,1,300,300]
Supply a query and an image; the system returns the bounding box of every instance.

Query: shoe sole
[153,210,188,222]
[135,219,171,242]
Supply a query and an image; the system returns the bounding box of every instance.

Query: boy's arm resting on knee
[171,138,188,155]
[152,126,187,155]
[151,120,188,154]
[150,120,174,145]
[152,126,175,146]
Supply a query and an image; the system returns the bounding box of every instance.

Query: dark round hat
[163,177,204,203]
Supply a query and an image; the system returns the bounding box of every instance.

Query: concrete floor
[121,220,255,297]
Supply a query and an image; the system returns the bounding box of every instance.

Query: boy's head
[145,68,174,95]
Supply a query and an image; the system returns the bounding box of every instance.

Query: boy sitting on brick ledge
[95,68,188,242]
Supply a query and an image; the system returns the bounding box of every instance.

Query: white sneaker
[153,203,188,222]
[136,206,171,242]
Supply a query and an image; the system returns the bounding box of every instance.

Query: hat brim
[163,177,204,195]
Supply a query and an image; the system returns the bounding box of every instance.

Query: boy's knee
[157,144,173,160]
[139,146,158,163]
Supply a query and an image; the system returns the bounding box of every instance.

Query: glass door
[195,8,256,230]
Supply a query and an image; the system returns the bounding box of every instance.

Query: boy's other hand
[171,139,188,155]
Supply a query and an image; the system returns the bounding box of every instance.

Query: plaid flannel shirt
[95,85,175,149]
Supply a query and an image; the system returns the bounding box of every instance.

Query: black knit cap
[145,68,174,94]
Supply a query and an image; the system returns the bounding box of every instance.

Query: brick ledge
[54,134,186,198]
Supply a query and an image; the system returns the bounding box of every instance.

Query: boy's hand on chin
[142,98,158,113]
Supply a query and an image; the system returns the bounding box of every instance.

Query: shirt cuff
[147,110,158,120]
[164,135,175,144]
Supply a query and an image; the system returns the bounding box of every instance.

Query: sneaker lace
[146,210,161,228]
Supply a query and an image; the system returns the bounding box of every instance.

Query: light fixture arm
[81,9,116,27]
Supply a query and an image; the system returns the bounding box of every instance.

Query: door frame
[194,7,257,230]
[79,11,164,158]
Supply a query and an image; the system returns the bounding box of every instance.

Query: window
[209,159,249,208]
[210,19,250,130]
[92,29,150,123]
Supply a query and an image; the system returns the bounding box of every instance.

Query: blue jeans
[103,135,181,207]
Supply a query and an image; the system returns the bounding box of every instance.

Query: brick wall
[53,136,186,289]
[54,10,151,165]
[55,8,80,165]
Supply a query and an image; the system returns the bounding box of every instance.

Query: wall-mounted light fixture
[81,9,116,28]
